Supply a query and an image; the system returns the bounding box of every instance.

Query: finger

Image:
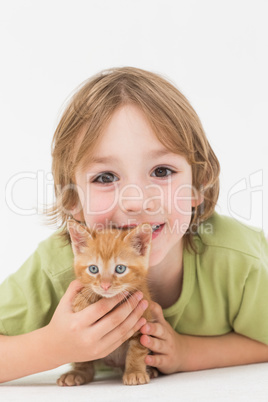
[101,315,147,358]
[145,353,164,369]
[140,334,165,354]
[149,301,165,323]
[140,321,165,340]
[60,280,84,311]
[95,294,147,336]
[80,291,144,325]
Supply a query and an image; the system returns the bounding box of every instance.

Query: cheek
[84,211,116,230]
[172,186,193,217]
[77,186,117,226]
[160,179,193,241]
[89,194,115,214]
[167,176,193,218]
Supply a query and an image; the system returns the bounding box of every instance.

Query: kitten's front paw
[123,371,150,385]
[57,371,89,386]
[147,366,159,379]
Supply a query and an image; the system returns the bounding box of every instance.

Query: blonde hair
[48,66,220,251]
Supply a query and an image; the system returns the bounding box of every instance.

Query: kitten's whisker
[120,290,135,307]
[118,290,128,304]
[122,287,143,310]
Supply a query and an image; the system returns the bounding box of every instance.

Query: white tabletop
[1,363,268,402]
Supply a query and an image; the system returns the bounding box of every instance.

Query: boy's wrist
[38,324,65,369]
[175,333,190,372]
[28,325,60,372]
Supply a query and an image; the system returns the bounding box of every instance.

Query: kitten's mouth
[93,288,118,298]
[98,291,115,298]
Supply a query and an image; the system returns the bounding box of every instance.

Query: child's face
[74,104,197,267]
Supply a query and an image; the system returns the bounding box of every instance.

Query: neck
[147,240,184,309]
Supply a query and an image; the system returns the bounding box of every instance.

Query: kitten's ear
[67,219,92,255]
[124,223,152,258]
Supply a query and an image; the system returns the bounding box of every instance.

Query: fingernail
[136,292,143,301]
[139,318,147,327]
[141,300,148,310]
[146,356,152,364]
[145,323,150,332]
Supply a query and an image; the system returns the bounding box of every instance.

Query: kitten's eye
[88,265,99,274]
[115,265,127,274]
[94,172,119,184]
[151,167,174,178]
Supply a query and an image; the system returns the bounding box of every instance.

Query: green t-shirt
[0,213,268,344]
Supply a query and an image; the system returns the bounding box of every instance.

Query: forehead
[94,104,163,153]
[88,105,189,167]
[74,104,189,173]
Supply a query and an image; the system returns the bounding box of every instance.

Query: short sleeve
[0,249,63,336]
[233,232,268,344]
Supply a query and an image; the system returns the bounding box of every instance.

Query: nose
[120,183,156,214]
[101,282,111,291]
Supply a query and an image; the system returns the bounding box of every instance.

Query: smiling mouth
[107,221,166,242]
[117,223,164,233]
[151,224,162,232]
[151,223,165,239]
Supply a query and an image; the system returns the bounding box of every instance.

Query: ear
[69,202,85,223]
[191,185,204,208]
[67,219,92,256]
[123,223,152,258]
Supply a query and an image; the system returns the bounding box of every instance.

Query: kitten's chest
[102,341,129,368]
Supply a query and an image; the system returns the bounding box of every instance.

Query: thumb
[60,280,84,309]
[150,301,165,323]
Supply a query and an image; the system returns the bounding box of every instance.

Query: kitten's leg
[57,291,95,386]
[57,361,95,386]
[123,337,150,385]
[146,366,159,379]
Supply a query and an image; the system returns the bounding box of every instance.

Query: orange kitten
[57,220,158,386]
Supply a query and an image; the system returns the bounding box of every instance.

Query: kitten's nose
[101,282,111,291]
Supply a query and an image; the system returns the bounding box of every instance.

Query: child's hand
[46,280,148,366]
[140,301,183,374]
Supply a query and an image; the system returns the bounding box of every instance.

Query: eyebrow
[90,149,175,165]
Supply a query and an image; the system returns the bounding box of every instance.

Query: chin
[95,288,121,298]
[97,291,116,298]
[101,293,115,298]
[149,254,163,267]
[149,248,173,267]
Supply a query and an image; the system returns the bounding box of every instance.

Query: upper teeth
[152,224,161,231]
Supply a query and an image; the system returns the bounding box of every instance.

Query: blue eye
[94,172,119,184]
[115,265,127,274]
[88,265,99,274]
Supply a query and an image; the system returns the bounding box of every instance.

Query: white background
[0,0,267,283]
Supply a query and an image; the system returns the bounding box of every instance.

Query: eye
[88,265,99,274]
[115,265,127,274]
[93,172,119,184]
[151,167,175,178]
